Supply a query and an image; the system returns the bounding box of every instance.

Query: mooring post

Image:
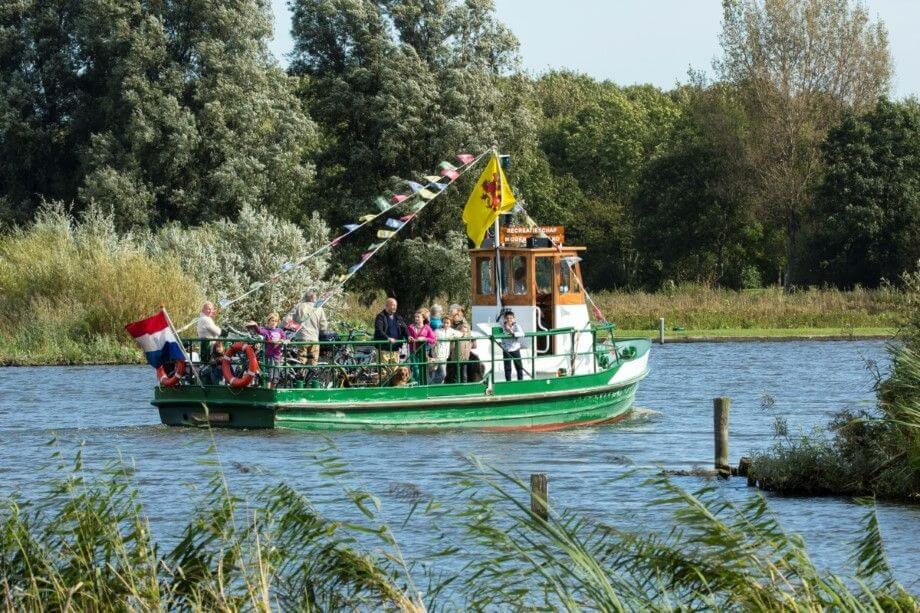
[658,317,665,345]
[530,473,548,520]
[713,397,731,477]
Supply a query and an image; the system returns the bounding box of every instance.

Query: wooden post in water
[658,318,665,345]
[713,397,731,477]
[530,473,548,520]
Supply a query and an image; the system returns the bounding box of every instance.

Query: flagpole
[492,147,504,317]
[161,307,207,391]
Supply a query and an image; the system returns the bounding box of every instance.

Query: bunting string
[176,151,489,333]
[317,150,490,300]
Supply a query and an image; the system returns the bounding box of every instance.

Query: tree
[533,74,681,288]
[809,98,920,287]
[290,0,535,299]
[0,0,316,229]
[717,0,891,283]
[634,84,763,288]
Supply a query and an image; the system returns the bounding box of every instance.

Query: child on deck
[407,311,436,384]
[431,317,462,384]
[500,310,525,381]
[248,313,285,388]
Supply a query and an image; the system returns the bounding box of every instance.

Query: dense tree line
[2,0,917,301]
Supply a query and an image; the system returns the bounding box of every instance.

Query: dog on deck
[391,366,410,386]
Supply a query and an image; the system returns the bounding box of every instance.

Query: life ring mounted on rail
[156,361,186,387]
[222,342,260,388]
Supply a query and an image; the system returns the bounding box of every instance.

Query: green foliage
[810,98,920,287]
[0,203,201,347]
[148,204,331,323]
[0,204,331,363]
[2,447,916,610]
[0,0,316,229]
[634,84,763,288]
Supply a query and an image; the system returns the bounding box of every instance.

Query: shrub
[0,204,201,345]
[148,204,331,325]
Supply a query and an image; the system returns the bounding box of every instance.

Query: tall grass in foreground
[1,444,916,611]
[751,269,920,500]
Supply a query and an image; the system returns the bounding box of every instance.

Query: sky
[268,0,920,99]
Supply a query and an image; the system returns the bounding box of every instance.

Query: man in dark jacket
[373,297,408,380]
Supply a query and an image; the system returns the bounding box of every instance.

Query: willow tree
[717,0,891,284]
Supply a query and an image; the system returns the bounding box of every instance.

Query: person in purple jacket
[247,312,285,388]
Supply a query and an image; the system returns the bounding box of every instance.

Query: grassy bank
[1,447,915,610]
[0,210,907,365]
[594,284,904,331]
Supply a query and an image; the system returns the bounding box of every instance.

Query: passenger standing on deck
[197,302,222,338]
[249,313,285,389]
[196,302,222,361]
[432,317,462,383]
[284,290,328,365]
[407,311,436,384]
[500,310,525,381]
[373,298,408,377]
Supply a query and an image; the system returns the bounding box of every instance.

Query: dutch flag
[125,310,186,368]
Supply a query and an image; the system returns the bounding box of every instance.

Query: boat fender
[156,361,186,387]
[222,342,260,388]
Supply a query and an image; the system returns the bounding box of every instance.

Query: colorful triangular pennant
[418,188,437,200]
[375,196,391,212]
[457,153,475,165]
[406,181,424,193]
[377,230,395,239]
[391,194,409,203]
[440,168,460,180]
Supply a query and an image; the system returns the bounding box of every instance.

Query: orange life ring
[156,360,186,387]
[222,342,260,388]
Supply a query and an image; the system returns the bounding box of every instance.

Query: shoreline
[0,328,895,367]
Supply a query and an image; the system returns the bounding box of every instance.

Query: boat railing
[173,322,623,389]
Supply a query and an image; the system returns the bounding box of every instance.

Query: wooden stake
[658,318,665,344]
[530,473,548,520]
[713,397,730,478]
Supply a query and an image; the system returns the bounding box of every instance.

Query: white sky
[268,0,919,99]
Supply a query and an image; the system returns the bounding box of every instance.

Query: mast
[492,146,503,315]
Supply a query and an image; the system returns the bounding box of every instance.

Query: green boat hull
[153,340,650,431]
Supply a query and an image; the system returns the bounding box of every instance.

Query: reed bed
[1,443,916,611]
[592,284,905,331]
[0,206,200,365]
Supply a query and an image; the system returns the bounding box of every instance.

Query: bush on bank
[0,205,330,365]
[751,267,920,501]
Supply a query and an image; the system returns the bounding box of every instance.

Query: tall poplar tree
[717,0,891,284]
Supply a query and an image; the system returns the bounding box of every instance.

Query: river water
[1,339,917,591]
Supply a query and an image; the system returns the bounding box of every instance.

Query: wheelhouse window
[476,257,494,295]
[559,260,581,294]
[503,255,528,296]
[536,257,553,295]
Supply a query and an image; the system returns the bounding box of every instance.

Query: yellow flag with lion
[462,154,516,247]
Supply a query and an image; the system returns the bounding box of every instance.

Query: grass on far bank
[593,284,904,331]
